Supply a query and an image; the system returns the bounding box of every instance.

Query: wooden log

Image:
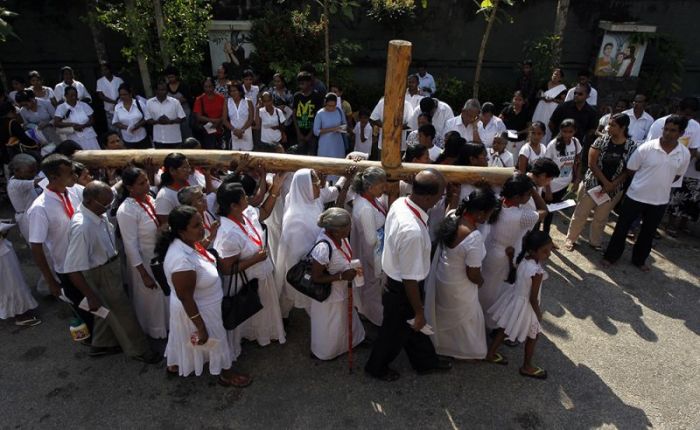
[73,149,514,185]
[381,40,412,170]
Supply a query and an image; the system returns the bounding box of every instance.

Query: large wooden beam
[73,149,514,185]
[381,40,412,169]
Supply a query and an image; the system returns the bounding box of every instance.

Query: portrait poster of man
[208,21,255,77]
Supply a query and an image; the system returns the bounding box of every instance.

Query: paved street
[1,204,698,429]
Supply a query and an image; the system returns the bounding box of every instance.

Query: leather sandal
[219,373,253,388]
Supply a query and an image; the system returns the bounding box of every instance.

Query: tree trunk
[125,0,153,97]
[323,0,330,87]
[152,0,170,66]
[473,0,501,100]
[553,0,570,64]
[85,0,108,63]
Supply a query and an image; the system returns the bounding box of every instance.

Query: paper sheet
[79,298,110,319]
[587,185,611,206]
[406,319,435,335]
[547,199,576,212]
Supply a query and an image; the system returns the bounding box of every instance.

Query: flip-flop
[520,367,547,380]
[219,373,253,388]
[15,317,42,327]
[485,352,508,366]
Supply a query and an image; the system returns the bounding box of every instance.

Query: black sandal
[519,366,547,380]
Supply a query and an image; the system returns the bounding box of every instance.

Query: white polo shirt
[408,100,453,138]
[626,139,691,205]
[146,96,186,144]
[54,80,91,103]
[113,99,149,143]
[382,197,431,281]
[623,108,654,144]
[63,205,118,273]
[478,116,507,148]
[96,75,124,113]
[444,115,479,141]
[27,187,82,274]
[405,90,424,110]
[646,115,700,180]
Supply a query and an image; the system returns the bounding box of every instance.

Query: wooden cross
[73,41,512,186]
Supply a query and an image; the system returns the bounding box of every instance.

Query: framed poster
[594,31,648,78]
[207,20,255,77]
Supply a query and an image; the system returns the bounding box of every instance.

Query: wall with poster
[594,31,649,78]
[207,20,255,78]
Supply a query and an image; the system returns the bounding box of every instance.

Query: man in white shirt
[409,97,454,140]
[417,64,436,96]
[603,115,691,271]
[623,94,654,144]
[405,74,424,110]
[478,102,507,147]
[95,61,124,131]
[365,169,452,381]
[54,66,92,103]
[147,81,186,148]
[444,99,482,143]
[564,70,598,106]
[370,97,413,152]
[64,181,161,362]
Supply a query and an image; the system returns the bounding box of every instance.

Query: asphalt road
[1,205,698,429]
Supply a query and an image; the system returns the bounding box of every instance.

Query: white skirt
[127,263,169,339]
[237,272,286,346]
[164,298,232,376]
[310,297,365,360]
[230,128,253,151]
[353,274,384,327]
[0,243,37,319]
[433,297,487,360]
[488,288,541,342]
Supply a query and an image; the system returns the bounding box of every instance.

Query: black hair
[227,82,245,96]
[457,143,487,166]
[100,61,113,72]
[73,161,88,176]
[324,93,338,104]
[117,82,133,94]
[179,137,201,149]
[118,166,146,204]
[242,69,255,79]
[216,182,246,216]
[610,113,631,138]
[14,90,34,104]
[64,85,78,97]
[531,121,546,134]
[530,157,560,177]
[578,69,591,78]
[358,108,371,118]
[300,63,316,75]
[665,114,690,133]
[603,43,613,49]
[437,186,498,246]
[28,70,42,80]
[481,102,496,115]
[154,205,198,262]
[678,97,699,113]
[435,134,466,164]
[239,174,258,196]
[53,140,82,157]
[403,144,429,163]
[516,230,553,265]
[501,174,535,199]
[41,154,73,179]
[419,97,437,114]
[417,112,432,123]
[160,153,188,188]
[272,73,287,87]
[418,124,436,140]
[555,118,577,156]
[101,131,121,147]
[296,71,313,82]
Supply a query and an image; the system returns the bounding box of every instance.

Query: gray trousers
[84,258,150,357]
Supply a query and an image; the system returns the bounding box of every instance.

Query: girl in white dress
[424,187,498,360]
[222,83,254,151]
[0,227,40,326]
[214,180,286,354]
[350,167,388,326]
[517,121,547,174]
[157,205,252,387]
[155,152,192,226]
[309,208,365,360]
[486,231,553,379]
[479,175,548,330]
[116,167,169,338]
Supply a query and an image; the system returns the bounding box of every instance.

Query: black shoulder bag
[286,240,333,302]
[221,262,263,330]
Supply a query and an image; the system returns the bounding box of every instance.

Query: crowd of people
[0,58,697,385]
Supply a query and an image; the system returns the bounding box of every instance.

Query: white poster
[594,31,647,78]
[207,20,255,77]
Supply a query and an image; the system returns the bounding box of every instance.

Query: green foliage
[632,33,684,101]
[436,76,469,113]
[522,33,561,83]
[0,5,19,43]
[367,0,419,23]
[475,0,519,25]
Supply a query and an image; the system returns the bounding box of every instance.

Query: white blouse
[54,101,97,139]
[227,98,250,129]
[258,107,286,144]
[155,187,181,216]
[116,197,159,267]
[213,206,272,280]
[164,239,222,308]
[311,232,353,303]
[113,100,149,142]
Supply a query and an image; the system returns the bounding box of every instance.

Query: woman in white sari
[424,188,498,360]
[275,168,351,317]
[531,68,567,144]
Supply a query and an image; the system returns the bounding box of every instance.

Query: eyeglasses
[94,196,115,212]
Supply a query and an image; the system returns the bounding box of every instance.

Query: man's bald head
[83,181,114,215]
[413,168,445,196]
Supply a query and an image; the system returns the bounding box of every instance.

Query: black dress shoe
[88,346,122,357]
[417,359,453,375]
[133,350,163,364]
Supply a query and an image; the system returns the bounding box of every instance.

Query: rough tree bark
[553,0,570,64]
[473,0,501,100]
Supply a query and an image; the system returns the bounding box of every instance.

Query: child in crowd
[352,109,372,156]
[518,121,547,174]
[488,132,514,168]
[485,231,553,380]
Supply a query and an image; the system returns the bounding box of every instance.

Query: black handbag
[221,263,263,330]
[149,257,171,296]
[286,240,333,302]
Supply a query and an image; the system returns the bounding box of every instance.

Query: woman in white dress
[486,231,553,379]
[155,152,192,225]
[157,205,252,387]
[276,168,351,317]
[350,167,388,326]
[517,121,547,174]
[53,86,100,150]
[531,68,567,144]
[309,208,365,360]
[479,175,548,330]
[425,188,498,360]
[214,180,286,355]
[222,82,254,151]
[0,230,40,326]
[116,166,169,339]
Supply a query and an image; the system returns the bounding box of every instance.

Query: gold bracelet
[189,313,201,321]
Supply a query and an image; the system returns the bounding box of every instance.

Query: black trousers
[124,136,152,149]
[153,141,180,149]
[57,273,95,336]
[604,197,667,266]
[365,278,439,377]
[539,188,569,234]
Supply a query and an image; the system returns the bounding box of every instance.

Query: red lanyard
[136,196,159,226]
[229,214,263,248]
[194,242,215,263]
[331,237,352,263]
[49,188,75,219]
[503,198,519,208]
[362,194,387,216]
[404,200,427,227]
[169,180,190,191]
[202,212,212,233]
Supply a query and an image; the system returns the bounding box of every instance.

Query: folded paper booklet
[203,122,218,135]
[79,298,110,319]
[587,185,611,205]
[547,199,576,212]
[406,319,435,335]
